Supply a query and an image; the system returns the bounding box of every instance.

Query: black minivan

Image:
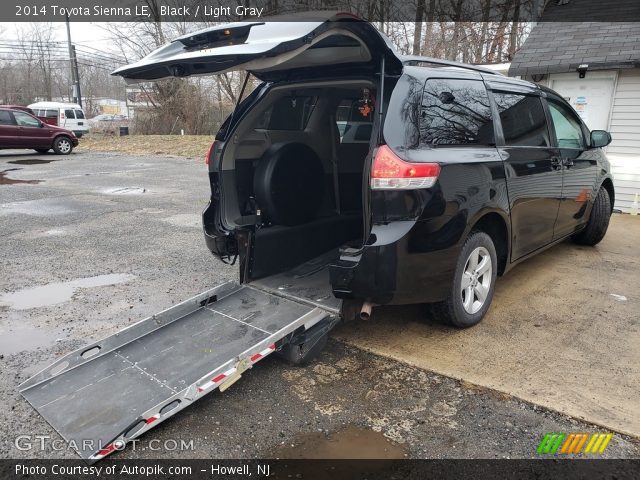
[114,14,614,333]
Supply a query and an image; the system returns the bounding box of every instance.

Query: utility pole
[65,14,82,107]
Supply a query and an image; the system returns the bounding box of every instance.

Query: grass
[78,134,213,159]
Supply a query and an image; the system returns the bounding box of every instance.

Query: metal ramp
[19,281,331,461]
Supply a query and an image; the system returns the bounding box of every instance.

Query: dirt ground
[0,149,638,460]
[77,134,212,158]
[336,214,640,438]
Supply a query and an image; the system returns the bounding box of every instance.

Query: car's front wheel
[52,136,73,155]
[571,187,611,246]
[427,231,497,328]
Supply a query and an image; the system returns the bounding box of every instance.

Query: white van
[27,102,89,137]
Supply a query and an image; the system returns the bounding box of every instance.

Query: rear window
[64,109,75,119]
[74,109,85,119]
[493,92,550,147]
[0,110,12,125]
[420,78,494,146]
[257,96,317,130]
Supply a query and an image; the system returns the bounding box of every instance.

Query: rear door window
[0,110,13,125]
[64,109,76,119]
[493,92,550,147]
[420,78,494,146]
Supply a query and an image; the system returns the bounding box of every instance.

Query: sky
[0,21,116,48]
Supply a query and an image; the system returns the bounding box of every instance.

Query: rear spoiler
[401,55,504,76]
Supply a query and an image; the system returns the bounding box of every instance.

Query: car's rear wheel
[52,136,73,155]
[426,231,497,328]
[571,187,611,246]
[34,148,49,153]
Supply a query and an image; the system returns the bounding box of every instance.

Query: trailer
[19,264,342,462]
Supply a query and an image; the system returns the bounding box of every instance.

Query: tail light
[205,141,217,166]
[371,145,440,190]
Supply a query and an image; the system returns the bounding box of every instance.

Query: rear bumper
[329,219,461,306]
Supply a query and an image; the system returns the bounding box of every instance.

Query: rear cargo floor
[251,250,342,314]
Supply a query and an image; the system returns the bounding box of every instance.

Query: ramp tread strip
[114,352,178,394]
[203,306,272,334]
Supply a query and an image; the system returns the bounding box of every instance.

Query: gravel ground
[0,150,638,460]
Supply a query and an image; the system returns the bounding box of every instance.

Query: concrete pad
[335,214,640,437]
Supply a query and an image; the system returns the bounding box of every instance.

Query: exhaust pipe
[360,301,373,321]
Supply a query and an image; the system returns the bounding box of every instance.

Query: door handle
[550,157,562,169]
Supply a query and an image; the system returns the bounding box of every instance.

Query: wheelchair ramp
[19,282,329,461]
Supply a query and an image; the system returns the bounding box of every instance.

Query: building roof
[540,0,640,22]
[509,22,640,77]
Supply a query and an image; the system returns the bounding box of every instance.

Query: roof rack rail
[401,55,503,76]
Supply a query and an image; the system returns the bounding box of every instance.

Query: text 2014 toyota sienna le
[114,14,614,337]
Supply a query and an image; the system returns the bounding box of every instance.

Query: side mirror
[591,130,612,148]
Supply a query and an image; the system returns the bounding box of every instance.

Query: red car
[0,107,78,154]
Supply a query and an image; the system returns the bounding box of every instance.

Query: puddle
[8,159,55,165]
[270,425,406,459]
[103,187,146,195]
[0,273,136,310]
[1,198,74,216]
[0,326,59,355]
[0,168,42,185]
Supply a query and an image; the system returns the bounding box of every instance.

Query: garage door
[550,74,615,130]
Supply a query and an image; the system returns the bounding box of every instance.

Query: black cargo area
[222,81,375,283]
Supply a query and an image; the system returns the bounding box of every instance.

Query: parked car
[0,107,79,154]
[0,104,33,114]
[27,101,88,138]
[88,114,128,125]
[114,14,614,329]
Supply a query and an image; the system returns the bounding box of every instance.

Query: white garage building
[510,22,640,213]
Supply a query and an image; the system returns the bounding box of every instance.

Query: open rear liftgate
[19,282,335,461]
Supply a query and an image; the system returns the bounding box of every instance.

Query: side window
[335,98,374,144]
[45,109,57,118]
[547,100,586,149]
[420,78,494,146]
[0,110,13,125]
[493,92,550,147]
[74,109,85,119]
[256,96,317,131]
[64,109,75,119]
[13,111,40,127]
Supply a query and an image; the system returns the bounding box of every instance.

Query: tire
[275,333,328,366]
[33,148,49,153]
[52,136,73,155]
[427,231,498,328]
[571,187,611,246]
